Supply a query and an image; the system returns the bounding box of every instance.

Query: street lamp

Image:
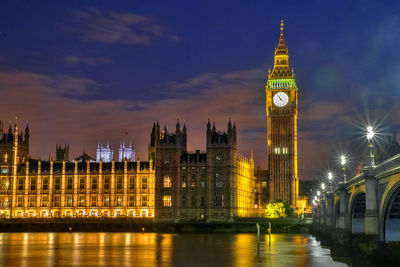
[317,190,321,196]
[321,183,326,191]
[340,155,347,183]
[366,126,375,167]
[328,172,333,192]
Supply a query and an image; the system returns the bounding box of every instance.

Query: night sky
[1,1,400,181]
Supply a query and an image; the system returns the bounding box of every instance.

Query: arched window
[163,176,172,188]
[215,173,224,188]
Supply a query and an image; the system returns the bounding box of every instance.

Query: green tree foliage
[264,200,295,218]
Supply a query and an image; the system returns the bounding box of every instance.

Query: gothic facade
[266,21,299,207]
[0,120,258,221]
[152,120,258,222]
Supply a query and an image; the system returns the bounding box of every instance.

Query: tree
[264,200,295,218]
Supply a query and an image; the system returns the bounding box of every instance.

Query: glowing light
[328,172,333,181]
[321,183,325,190]
[317,190,321,196]
[340,155,346,166]
[96,143,114,162]
[367,126,374,140]
[118,142,136,161]
[267,78,297,89]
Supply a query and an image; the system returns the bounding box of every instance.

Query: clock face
[273,92,289,107]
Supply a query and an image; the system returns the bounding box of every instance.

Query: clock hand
[278,96,282,101]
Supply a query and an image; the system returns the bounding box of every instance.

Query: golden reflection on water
[0,233,344,267]
[232,233,310,267]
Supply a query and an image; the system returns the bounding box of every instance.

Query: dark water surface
[0,233,347,267]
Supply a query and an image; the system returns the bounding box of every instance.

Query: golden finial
[280,19,284,31]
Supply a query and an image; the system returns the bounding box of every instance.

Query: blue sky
[1,1,400,180]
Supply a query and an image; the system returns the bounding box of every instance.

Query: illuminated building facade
[0,124,155,218]
[119,142,135,162]
[0,122,29,167]
[0,121,257,220]
[153,120,258,222]
[96,143,114,163]
[266,21,299,207]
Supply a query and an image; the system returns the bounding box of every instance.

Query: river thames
[0,233,347,267]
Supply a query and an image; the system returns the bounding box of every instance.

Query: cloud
[0,66,265,167]
[63,56,112,65]
[0,65,367,180]
[0,67,99,98]
[300,100,355,139]
[72,7,182,45]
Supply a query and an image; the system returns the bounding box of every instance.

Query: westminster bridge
[313,152,400,242]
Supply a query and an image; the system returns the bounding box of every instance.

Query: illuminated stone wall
[0,159,155,218]
[0,121,260,220]
[266,21,299,208]
[235,154,257,217]
[153,120,260,222]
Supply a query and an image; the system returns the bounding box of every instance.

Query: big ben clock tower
[266,20,299,208]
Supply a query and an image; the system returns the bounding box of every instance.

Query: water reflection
[0,233,346,267]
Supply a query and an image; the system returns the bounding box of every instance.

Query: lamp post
[366,126,375,167]
[328,172,333,192]
[340,155,347,183]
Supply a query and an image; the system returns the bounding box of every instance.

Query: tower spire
[265,20,299,208]
[276,19,288,56]
[269,20,293,79]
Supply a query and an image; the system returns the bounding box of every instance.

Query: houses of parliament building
[0,120,259,221]
[0,21,305,220]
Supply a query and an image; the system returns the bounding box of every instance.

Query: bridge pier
[313,206,318,223]
[325,193,334,227]
[363,166,379,236]
[337,183,348,230]
[320,199,326,225]
[316,205,322,224]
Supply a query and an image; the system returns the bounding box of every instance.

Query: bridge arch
[381,179,400,241]
[349,191,366,233]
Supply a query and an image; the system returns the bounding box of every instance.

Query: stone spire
[176,119,180,133]
[269,20,293,79]
[275,20,288,56]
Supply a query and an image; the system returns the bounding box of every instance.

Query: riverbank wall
[0,218,311,233]
[311,223,400,267]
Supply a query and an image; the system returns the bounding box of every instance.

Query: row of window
[162,174,224,188]
[14,176,149,191]
[162,194,224,208]
[9,195,149,208]
[274,147,288,154]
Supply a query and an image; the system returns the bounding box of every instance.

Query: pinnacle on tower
[275,19,288,55]
[176,119,180,133]
[183,123,186,134]
[269,20,294,79]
